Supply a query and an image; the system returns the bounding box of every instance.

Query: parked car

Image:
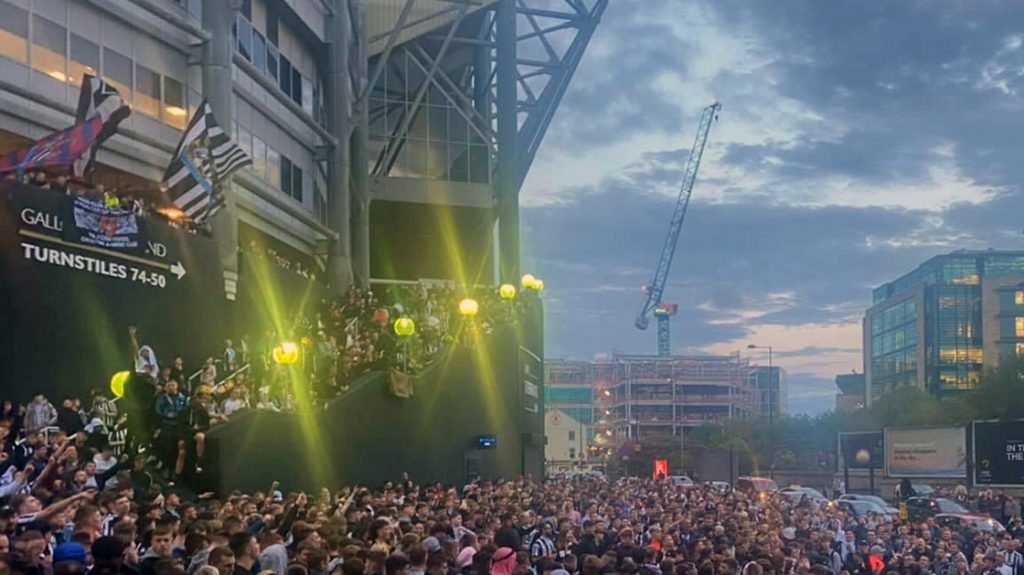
[709,481,732,492]
[777,486,829,506]
[837,494,899,515]
[735,476,778,498]
[905,497,968,522]
[935,513,1005,533]
[912,484,935,497]
[836,499,894,522]
[666,475,695,487]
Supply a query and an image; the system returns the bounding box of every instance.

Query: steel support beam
[375,7,469,176]
[326,0,354,291]
[514,0,608,190]
[351,0,372,287]
[495,0,519,284]
[203,0,240,301]
[360,0,417,105]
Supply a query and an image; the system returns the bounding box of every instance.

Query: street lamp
[394,317,416,373]
[499,284,517,300]
[458,298,479,317]
[272,341,300,365]
[110,371,130,399]
[747,344,774,476]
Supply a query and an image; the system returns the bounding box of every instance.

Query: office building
[834,372,865,412]
[865,250,1024,402]
[748,365,787,419]
[0,0,605,293]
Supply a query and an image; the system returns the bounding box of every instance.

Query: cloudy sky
[518,0,1024,414]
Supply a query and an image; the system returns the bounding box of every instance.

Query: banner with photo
[66,197,141,251]
[885,426,967,478]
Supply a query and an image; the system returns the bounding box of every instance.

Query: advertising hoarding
[884,426,966,478]
[972,420,1024,487]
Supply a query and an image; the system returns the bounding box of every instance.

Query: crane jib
[634,102,721,338]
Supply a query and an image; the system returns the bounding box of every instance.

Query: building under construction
[545,353,755,460]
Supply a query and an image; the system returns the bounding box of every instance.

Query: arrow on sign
[170,262,187,280]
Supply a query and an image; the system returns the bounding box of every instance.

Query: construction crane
[635,101,721,355]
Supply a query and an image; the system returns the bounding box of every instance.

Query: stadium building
[0,0,606,293]
[0,1,606,487]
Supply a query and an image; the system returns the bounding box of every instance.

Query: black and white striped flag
[72,74,131,177]
[160,100,251,223]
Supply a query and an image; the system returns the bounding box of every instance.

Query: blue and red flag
[0,115,104,176]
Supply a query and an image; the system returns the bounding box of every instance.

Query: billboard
[838,431,884,469]
[0,182,226,400]
[972,420,1024,487]
[885,426,966,478]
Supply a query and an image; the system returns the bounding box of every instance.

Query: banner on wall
[885,426,966,478]
[972,420,1024,487]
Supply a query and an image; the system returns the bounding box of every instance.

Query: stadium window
[31,14,67,83]
[301,75,313,115]
[568,430,575,441]
[236,125,253,160]
[279,155,293,196]
[1016,291,1024,305]
[291,164,303,202]
[253,30,266,75]
[266,43,279,82]
[266,11,278,46]
[1017,317,1024,338]
[251,136,266,178]
[266,146,280,189]
[102,48,133,103]
[278,56,291,98]
[69,34,99,85]
[236,15,252,61]
[0,2,29,63]
[163,76,187,129]
[1017,343,1024,356]
[569,447,576,459]
[291,67,302,105]
[134,64,161,118]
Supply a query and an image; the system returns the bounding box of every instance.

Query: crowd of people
[5,170,212,235]
[0,278,533,489]
[2,446,1024,575]
[240,242,318,281]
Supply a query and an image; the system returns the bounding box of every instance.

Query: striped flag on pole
[160,100,251,223]
[72,74,130,178]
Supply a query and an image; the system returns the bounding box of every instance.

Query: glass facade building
[866,251,1024,401]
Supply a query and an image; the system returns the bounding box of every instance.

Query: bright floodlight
[272,341,300,365]
[110,371,130,398]
[499,284,517,300]
[459,298,480,317]
[394,317,416,337]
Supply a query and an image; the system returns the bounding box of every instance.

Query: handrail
[187,359,224,387]
[212,364,251,393]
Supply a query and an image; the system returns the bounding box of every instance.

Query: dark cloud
[541,3,692,149]
[524,170,941,359]
[531,0,1024,413]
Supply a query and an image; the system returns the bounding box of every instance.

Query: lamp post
[747,344,774,477]
[394,317,416,373]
